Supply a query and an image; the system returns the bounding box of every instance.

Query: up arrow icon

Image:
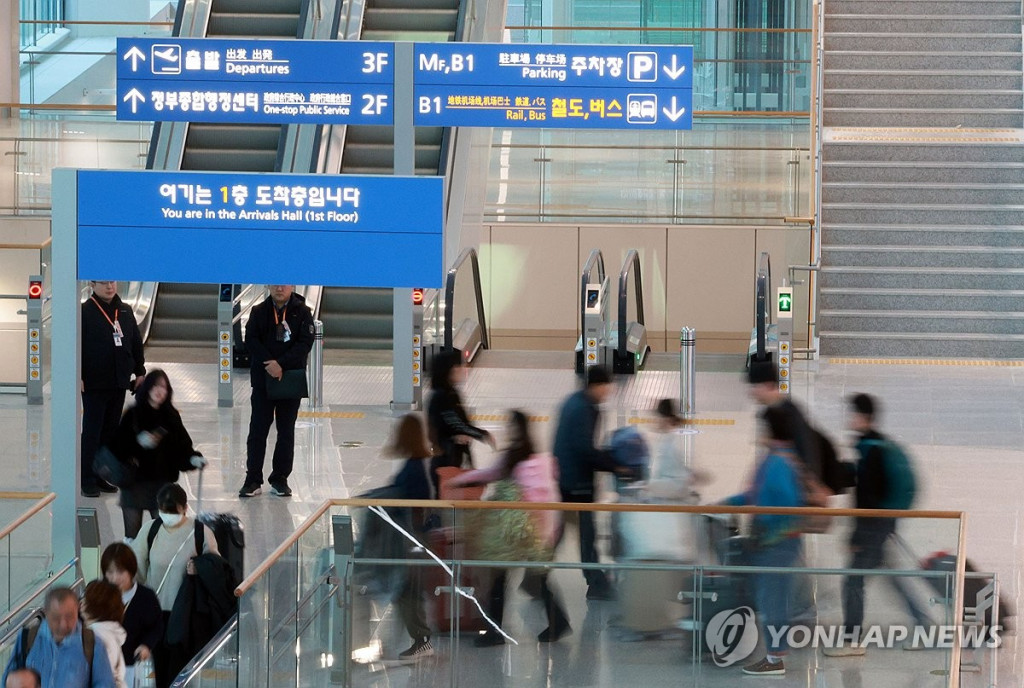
[662,96,686,122]
[662,55,687,80]
[123,46,146,72]
[123,88,146,114]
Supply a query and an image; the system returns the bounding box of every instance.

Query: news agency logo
[704,605,1003,664]
[706,606,759,667]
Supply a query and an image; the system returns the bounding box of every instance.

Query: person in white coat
[81,580,127,688]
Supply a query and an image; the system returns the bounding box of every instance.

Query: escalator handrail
[443,248,488,351]
[617,249,645,358]
[754,251,771,361]
[579,249,606,338]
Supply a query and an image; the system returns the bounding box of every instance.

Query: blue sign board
[116,38,395,125]
[413,43,693,129]
[77,170,444,287]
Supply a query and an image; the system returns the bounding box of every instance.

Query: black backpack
[811,426,855,494]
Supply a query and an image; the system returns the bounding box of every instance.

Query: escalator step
[323,336,394,350]
[341,143,440,171]
[372,0,457,9]
[343,126,443,146]
[208,13,302,37]
[212,0,303,14]
[321,288,395,314]
[364,9,459,33]
[187,124,280,151]
[362,29,454,41]
[182,149,278,172]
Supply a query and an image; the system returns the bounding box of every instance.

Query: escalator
[318,0,461,350]
[145,0,306,350]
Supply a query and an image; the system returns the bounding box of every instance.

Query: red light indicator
[412,289,424,305]
[28,281,42,299]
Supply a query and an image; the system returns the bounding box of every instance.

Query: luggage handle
[434,585,475,597]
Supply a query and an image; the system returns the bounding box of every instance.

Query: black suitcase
[198,513,245,589]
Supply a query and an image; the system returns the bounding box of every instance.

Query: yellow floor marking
[298,411,366,419]
[828,358,1024,367]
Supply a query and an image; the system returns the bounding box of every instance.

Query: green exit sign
[778,292,793,313]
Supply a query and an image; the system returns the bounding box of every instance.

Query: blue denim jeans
[749,537,803,654]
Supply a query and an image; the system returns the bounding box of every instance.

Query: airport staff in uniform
[81,280,145,498]
[238,285,314,498]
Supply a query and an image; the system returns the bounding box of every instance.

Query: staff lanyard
[272,304,288,325]
[91,296,122,334]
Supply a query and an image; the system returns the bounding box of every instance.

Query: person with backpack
[2,587,116,688]
[722,406,805,676]
[129,484,218,687]
[824,393,930,658]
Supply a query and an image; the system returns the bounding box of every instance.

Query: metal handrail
[443,248,489,351]
[169,616,239,688]
[616,249,645,358]
[754,251,771,360]
[0,493,55,541]
[0,562,80,632]
[579,249,606,338]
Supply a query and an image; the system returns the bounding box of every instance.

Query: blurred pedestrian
[81,580,127,688]
[101,543,163,686]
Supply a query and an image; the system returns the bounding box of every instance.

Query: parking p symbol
[627,52,657,82]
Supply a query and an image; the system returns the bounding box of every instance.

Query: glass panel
[6,502,53,612]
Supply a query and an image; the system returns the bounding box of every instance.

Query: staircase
[818,0,1024,357]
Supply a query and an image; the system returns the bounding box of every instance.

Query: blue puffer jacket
[725,448,804,547]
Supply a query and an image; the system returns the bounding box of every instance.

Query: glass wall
[491,0,813,224]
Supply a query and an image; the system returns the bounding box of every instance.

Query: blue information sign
[77,170,444,287]
[413,43,693,129]
[116,38,395,125]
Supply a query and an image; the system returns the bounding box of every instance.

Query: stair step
[819,266,1024,290]
[823,161,1024,184]
[819,287,1024,312]
[822,182,1024,205]
[824,72,1021,90]
[824,109,1024,128]
[825,50,1023,71]
[824,17,1021,35]
[820,311,1024,335]
[824,0,1022,15]
[823,224,1024,247]
[822,244,1024,268]
[822,142,1024,164]
[818,332,1024,358]
[824,33,1022,53]
[823,91,1022,111]
[822,203,1024,227]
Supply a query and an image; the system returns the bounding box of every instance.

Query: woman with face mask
[107,369,206,540]
[130,483,218,687]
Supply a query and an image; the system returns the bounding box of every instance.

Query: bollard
[679,327,696,417]
[308,319,324,408]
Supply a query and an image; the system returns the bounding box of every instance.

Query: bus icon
[626,94,657,124]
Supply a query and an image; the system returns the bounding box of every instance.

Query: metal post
[392,41,417,412]
[679,327,696,417]
[217,284,233,408]
[307,320,324,408]
[330,514,353,687]
[26,274,43,405]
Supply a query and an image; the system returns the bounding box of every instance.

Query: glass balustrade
[170,499,986,688]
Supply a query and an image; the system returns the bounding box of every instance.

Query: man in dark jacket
[824,393,930,657]
[81,280,145,498]
[747,360,819,476]
[239,285,314,498]
[552,365,618,600]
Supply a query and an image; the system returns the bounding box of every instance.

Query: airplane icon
[151,44,181,74]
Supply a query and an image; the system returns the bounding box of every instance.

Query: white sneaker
[823,644,866,657]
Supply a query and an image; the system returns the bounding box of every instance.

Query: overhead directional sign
[116,38,395,124]
[413,43,693,129]
[76,170,444,287]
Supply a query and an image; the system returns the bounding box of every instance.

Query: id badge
[113,320,124,337]
[113,334,123,347]
[282,321,292,343]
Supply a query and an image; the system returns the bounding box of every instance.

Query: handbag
[265,369,308,400]
[92,446,136,487]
